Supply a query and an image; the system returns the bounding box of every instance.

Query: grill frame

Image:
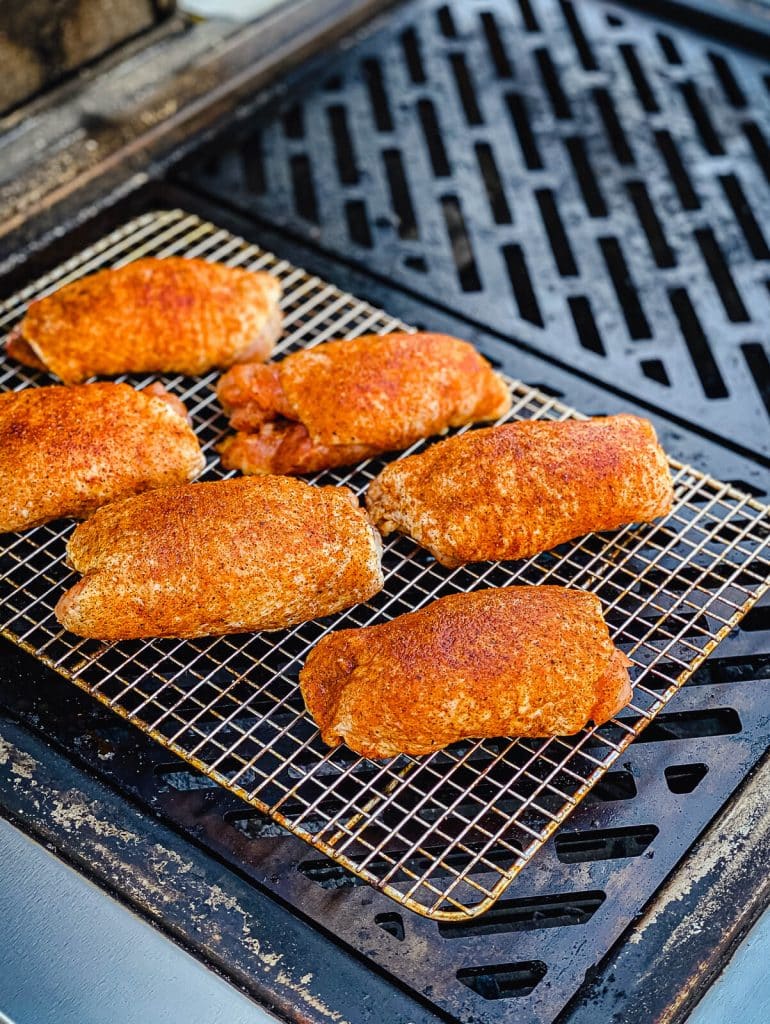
[1,208,768,922]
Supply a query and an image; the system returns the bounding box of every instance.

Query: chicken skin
[55,477,384,640]
[216,332,511,475]
[300,586,633,759]
[366,415,673,567]
[0,382,204,533]
[5,257,282,383]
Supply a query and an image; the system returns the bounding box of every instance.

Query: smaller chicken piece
[216,332,511,475]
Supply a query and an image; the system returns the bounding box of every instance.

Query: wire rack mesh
[1,209,768,920]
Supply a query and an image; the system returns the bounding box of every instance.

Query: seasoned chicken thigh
[55,477,383,640]
[216,332,510,474]
[6,257,282,383]
[0,382,203,533]
[366,414,673,566]
[300,586,632,759]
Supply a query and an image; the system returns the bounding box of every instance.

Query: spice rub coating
[366,414,673,567]
[216,332,511,475]
[6,257,283,383]
[0,382,204,533]
[300,586,632,759]
[55,476,384,640]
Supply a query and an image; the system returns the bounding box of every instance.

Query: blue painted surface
[0,820,277,1024]
[688,905,770,1024]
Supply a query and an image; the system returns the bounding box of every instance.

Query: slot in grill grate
[1,209,768,920]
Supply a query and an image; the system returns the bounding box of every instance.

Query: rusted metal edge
[559,745,770,1024]
[0,715,448,1024]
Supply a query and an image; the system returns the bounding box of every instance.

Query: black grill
[180,0,770,463]
[175,0,770,1013]
[1,1,769,1022]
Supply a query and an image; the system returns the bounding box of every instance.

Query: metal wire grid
[1,209,768,921]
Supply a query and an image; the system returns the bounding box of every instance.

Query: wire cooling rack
[1,209,769,920]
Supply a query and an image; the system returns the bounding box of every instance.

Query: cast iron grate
[0,210,768,926]
[179,0,770,459]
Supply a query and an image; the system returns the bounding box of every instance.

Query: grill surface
[180,0,770,462]
[0,208,768,924]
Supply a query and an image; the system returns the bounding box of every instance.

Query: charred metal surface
[560,750,770,1024]
[0,0,402,274]
[0,715,445,1024]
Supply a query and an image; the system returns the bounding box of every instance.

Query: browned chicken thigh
[366,414,674,566]
[55,477,384,640]
[6,257,283,383]
[0,382,204,533]
[216,332,510,474]
[300,586,632,759]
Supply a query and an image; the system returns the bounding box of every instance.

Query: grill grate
[179,0,770,460]
[1,209,768,920]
